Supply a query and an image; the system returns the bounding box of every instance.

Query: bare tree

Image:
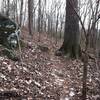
[28,0,33,36]
[38,0,41,33]
[56,0,81,58]
[6,0,10,17]
[19,0,23,27]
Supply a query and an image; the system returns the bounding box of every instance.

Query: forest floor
[0,29,100,100]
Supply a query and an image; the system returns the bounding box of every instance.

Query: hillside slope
[0,31,99,100]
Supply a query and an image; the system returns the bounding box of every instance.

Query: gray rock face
[0,13,20,49]
[0,13,20,61]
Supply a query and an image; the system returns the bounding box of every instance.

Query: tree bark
[81,53,88,100]
[28,0,33,36]
[38,0,41,33]
[56,0,81,58]
[6,0,10,17]
[19,0,23,27]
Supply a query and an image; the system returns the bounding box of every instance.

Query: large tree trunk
[56,0,81,58]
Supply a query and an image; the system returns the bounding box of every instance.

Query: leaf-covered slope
[0,32,99,100]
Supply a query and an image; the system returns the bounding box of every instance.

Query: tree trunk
[56,0,81,58]
[48,15,51,34]
[6,0,10,17]
[81,53,88,100]
[38,0,41,33]
[19,0,23,27]
[28,0,33,36]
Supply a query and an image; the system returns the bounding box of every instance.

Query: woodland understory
[0,30,100,100]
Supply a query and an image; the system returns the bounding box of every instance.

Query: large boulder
[0,13,20,49]
[0,13,20,61]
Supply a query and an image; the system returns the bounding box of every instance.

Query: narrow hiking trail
[0,31,99,100]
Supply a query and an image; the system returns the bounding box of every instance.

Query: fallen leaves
[0,32,99,100]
